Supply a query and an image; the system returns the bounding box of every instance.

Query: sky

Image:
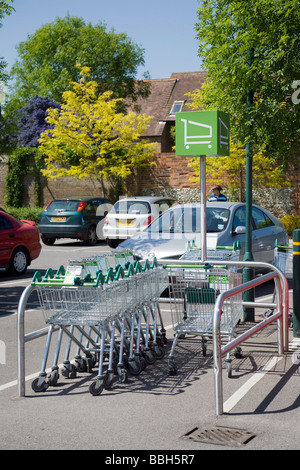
[0,0,202,89]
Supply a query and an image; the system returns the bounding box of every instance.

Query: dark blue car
[39,196,112,245]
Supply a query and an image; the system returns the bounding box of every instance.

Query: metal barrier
[213,271,284,415]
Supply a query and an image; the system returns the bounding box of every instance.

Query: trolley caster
[128,359,142,376]
[31,374,49,393]
[136,354,147,371]
[47,367,60,386]
[143,348,156,365]
[151,344,165,360]
[117,366,128,383]
[85,355,96,373]
[160,329,168,345]
[225,358,232,378]
[103,371,114,390]
[62,361,77,379]
[74,356,88,373]
[234,346,243,359]
[168,358,177,376]
[89,378,104,396]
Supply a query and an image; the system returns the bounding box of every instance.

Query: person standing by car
[208,185,227,202]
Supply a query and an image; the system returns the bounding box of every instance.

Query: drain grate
[183,425,256,447]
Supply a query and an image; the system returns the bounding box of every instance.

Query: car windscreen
[147,206,230,233]
[46,200,80,212]
[111,201,151,215]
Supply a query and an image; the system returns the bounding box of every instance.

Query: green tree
[9,14,150,108]
[39,67,156,192]
[0,0,14,84]
[194,0,300,167]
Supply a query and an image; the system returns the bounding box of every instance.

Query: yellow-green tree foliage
[189,140,290,193]
[39,67,157,181]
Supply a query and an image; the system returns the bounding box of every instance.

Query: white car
[103,196,177,247]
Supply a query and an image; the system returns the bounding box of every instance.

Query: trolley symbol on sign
[219,117,229,149]
[181,118,212,150]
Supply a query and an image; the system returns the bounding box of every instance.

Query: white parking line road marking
[223,339,300,413]
[223,356,282,413]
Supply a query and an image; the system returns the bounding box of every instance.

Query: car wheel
[41,235,56,246]
[106,239,120,248]
[84,226,97,245]
[7,247,28,275]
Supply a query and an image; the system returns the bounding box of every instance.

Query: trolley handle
[274,239,292,250]
[114,265,125,280]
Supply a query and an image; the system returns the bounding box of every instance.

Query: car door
[0,214,15,264]
[232,206,247,257]
[95,199,113,239]
[251,207,276,264]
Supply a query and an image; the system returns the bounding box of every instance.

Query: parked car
[38,196,112,246]
[0,210,42,275]
[103,196,177,248]
[117,202,289,263]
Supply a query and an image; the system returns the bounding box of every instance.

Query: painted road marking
[223,339,300,413]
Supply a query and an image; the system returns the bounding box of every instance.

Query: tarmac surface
[0,293,299,453]
[0,239,299,454]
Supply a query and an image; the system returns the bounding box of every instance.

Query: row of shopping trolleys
[31,254,169,396]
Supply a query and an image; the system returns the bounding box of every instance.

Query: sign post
[175,111,230,261]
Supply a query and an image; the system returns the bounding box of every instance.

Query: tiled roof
[130,71,208,137]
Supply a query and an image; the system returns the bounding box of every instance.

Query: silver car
[103,196,177,248]
[117,202,288,263]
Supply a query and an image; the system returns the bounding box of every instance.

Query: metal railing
[17,284,55,397]
[213,271,285,415]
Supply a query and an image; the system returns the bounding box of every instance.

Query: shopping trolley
[31,270,120,393]
[180,242,241,264]
[166,263,243,377]
[264,243,293,326]
[30,253,169,395]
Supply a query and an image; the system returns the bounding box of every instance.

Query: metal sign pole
[200,155,207,262]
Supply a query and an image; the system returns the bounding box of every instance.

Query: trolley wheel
[144,349,156,365]
[62,362,77,379]
[31,376,49,393]
[168,358,177,376]
[85,356,95,373]
[47,368,59,386]
[225,359,232,378]
[128,359,142,376]
[117,367,128,384]
[89,379,104,396]
[139,355,147,371]
[234,347,243,359]
[160,329,168,345]
[152,344,165,360]
[74,356,88,373]
[103,371,114,390]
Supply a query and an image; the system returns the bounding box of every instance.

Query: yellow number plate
[51,217,66,222]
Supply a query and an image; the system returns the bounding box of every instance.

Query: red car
[0,210,42,275]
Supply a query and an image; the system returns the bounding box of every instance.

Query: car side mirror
[234,225,246,234]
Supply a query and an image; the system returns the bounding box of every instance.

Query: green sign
[175,110,230,156]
